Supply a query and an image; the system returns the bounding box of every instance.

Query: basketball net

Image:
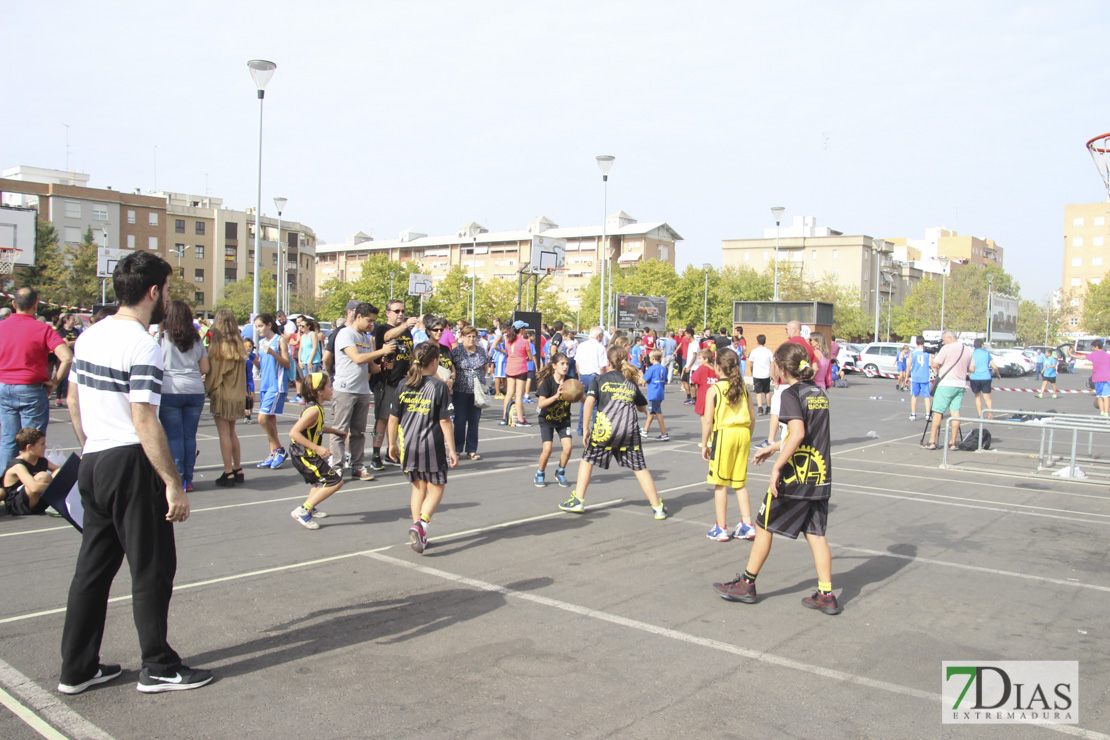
[0,248,22,275]
[1086,133,1110,199]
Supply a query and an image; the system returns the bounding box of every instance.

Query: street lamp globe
[273,196,287,214]
[247,60,277,95]
[771,206,785,224]
[596,155,615,178]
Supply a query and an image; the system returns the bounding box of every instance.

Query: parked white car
[994,349,1034,376]
[856,342,905,377]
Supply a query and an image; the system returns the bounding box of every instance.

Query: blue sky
[3,1,1108,301]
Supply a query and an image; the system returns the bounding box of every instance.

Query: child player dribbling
[558,345,667,520]
[289,373,347,530]
[712,342,842,615]
[387,341,458,554]
[700,348,755,542]
[534,352,574,488]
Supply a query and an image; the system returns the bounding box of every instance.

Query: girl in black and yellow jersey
[289,373,347,530]
[700,348,756,542]
[559,346,667,519]
[387,342,457,554]
[534,352,573,488]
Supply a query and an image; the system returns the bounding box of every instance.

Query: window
[1093,278,1104,285]
[744,252,750,261]
[831,270,838,278]
[1070,317,1080,327]
[1073,257,1083,267]
[832,250,838,260]
[64,226,81,243]
[64,200,81,218]
[149,212,159,226]
[225,222,237,239]
[195,245,205,259]
[177,267,184,278]
[93,206,108,221]
[195,221,205,235]
[1096,216,1106,226]
[658,246,668,262]
[1074,217,1085,227]
[248,250,254,260]
[148,236,158,250]
[272,253,278,263]
[127,209,136,224]
[175,219,185,233]
[1095,237,1105,247]
[224,268,237,285]
[1072,298,1081,307]
[175,243,185,256]
[1071,278,1082,287]
[1073,237,1084,247]
[194,292,204,304]
[127,234,135,249]
[763,251,769,260]
[1094,256,1104,267]
[812,250,817,260]
[194,268,205,282]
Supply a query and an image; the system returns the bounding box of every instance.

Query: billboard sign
[616,294,667,332]
[989,295,1018,342]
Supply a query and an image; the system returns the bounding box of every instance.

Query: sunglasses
[429,327,444,332]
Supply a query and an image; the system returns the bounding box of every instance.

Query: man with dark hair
[371,299,416,469]
[324,300,375,375]
[59,251,212,696]
[332,302,392,480]
[0,287,73,470]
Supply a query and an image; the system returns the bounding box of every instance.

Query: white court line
[362,556,1107,739]
[0,546,392,626]
[835,481,1110,521]
[0,658,113,740]
[615,506,1110,594]
[0,685,69,740]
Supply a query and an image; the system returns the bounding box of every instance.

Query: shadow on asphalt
[425,508,603,557]
[186,577,554,680]
[754,543,917,606]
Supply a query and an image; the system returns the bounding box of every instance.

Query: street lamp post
[938,256,950,332]
[986,274,994,345]
[247,59,276,341]
[873,239,884,342]
[703,263,712,329]
[274,196,287,313]
[771,206,785,301]
[471,236,477,326]
[596,155,615,330]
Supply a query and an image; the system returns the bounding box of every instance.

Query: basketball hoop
[0,247,22,275]
[1086,132,1110,198]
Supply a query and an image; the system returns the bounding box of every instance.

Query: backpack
[957,428,992,451]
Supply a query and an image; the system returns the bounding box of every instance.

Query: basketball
[560,379,586,403]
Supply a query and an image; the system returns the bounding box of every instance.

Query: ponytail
[536,352,568,384]
[715,348,746,407]
[406,341,441,387]
[607,345,641,384]
[774,342,815,381]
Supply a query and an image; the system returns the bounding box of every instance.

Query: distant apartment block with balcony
[1060,202,1110,328]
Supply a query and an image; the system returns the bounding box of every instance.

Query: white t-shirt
[685,340,699,372]
[576,338,607,376]
[769,383,788,441]
[334,327,372,395]
[70,318,163,454]
[749,346,774,379]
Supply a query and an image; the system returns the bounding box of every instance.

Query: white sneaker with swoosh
[137,665,213,693]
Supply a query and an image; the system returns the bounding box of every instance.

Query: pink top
[1089,349,1110,383]
[813,352,832,389]
[506,337,531,376]
[0,314,65,384]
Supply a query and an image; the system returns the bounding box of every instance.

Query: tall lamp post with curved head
[771,206,785,300]
[248,59,276,340]
[273,196,287,313]
[596,155,615,330]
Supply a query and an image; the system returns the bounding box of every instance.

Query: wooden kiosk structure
[732,301,835,365]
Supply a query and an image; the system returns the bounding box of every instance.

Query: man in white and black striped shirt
[58,251,213,696]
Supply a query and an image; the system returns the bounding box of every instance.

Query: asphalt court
[1,372,1108,739]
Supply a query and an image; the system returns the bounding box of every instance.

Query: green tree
[15,220,62,297]
[1016,299,1065,346]
[39,227,100,310]
[316,256,426,322]
[213,269,278,324]
[1083,273,1110,335]
[426,265,474,323]
[891,264,1020,338]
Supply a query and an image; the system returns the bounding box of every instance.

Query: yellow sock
[818,581,832,594]
[420,513,430,523]
[303,502,314,511]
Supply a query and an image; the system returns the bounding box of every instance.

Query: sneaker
[523,396,535,404]
[184,482,194,493]
[652,500,668,520]
[55,398,65,408]
[294,395,305,405]
[515,419,532,427]
[1036,393,1043,399]
[409,521,427,554]
[269,449,286,468]
[1052,394,1058,399]
[352,468,375,481]
[640,427,649,435]
[382,456,400,467]
[534,471,546,487]
[733,522,756,540]
[655,434,670,441]
[801,590,843,615]
[310,508,328,519]
[908,414,917,421]
[499,419,510,426]
[291,506,320,530]
[136,665,213,693]
[706,524,731,541]
[369,458,386,472]
[754,439,771,450]
[494,393,506,399]
[713,574,757,603]
[555,468,570,487]
[58,664,122,695]
[256,452,276,468]
[559,495,585,513]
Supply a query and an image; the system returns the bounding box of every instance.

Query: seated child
[1,428,58,516]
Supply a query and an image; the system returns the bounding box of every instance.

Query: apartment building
[315,212,681,308]
[721,216,921,317]
[884,226,1004,272]
[0,166,316,312]
[1061,202,1110,328]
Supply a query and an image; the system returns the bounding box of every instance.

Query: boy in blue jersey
[641,349,669,440]
[908,336,932,421]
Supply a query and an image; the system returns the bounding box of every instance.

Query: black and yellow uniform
[438,351,454,376]
[373,325,415,386]
[757,380,832,539]
[538,375,572,443]
[1,457,51,516]
[391,375,452,485]
[583,370,647,471]
[706,380,752,487]
[290,403,342,487]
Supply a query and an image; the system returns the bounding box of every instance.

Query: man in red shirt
[0,288,73,469]
[783,320,817,364]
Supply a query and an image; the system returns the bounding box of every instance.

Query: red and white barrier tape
[0,291,91,312]
[854,368,1093,393]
